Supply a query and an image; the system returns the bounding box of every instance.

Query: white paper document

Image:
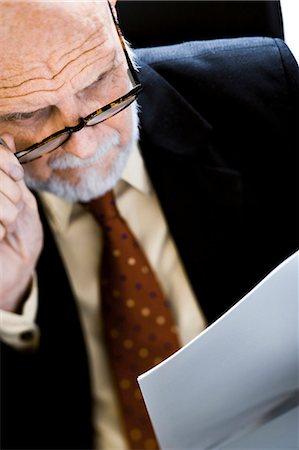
[138,251,299,449]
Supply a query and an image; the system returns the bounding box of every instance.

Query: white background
[280,0,299,62]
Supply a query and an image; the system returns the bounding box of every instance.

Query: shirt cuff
[0,273,40,351]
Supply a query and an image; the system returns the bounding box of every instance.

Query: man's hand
[0,134,43,313]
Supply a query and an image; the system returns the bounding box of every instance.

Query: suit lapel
[137,60,212,156]
[34,199,93,449]
[137,61,245,323]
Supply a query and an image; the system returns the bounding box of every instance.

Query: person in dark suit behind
[0,1,297,449]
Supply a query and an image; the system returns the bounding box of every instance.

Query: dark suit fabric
[1,37,298,449]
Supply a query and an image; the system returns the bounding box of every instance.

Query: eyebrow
[0,56,117,122]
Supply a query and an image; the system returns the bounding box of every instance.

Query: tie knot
[88,190,119,226]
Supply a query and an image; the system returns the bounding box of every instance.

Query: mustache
[48,132,120,170]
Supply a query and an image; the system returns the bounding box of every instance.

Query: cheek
[23,154,52,182]
[0,123,33,152]
[1,126,40,153]
[104,105,134,145]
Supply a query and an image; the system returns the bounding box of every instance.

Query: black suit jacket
[1,37,298,449]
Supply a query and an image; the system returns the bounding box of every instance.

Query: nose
[64,126,98,159]
[54,94,85,126]
[53,98,97,159]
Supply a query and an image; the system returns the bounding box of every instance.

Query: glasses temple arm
[107,0,141,87]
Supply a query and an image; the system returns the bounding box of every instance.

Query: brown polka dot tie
[88,190,181,450]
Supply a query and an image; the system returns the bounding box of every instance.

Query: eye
[1,111,36,122]
[14,112,36,121]
[90,71,112,89]
[6,107,51,125]
[78,71,113,103]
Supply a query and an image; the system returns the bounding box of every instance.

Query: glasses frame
[15,0,142,164]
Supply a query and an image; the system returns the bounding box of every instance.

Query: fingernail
[0,137,9,149]
[9,164,24,180]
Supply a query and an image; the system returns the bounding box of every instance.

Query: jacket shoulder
[136,37,297,72]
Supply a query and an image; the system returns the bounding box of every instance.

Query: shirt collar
[116,140,152,196]
[38,141,152,233]
[38,190,74,234]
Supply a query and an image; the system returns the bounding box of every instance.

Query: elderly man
[0,1,297,449]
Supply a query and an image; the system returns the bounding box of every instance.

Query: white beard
[25,103,139,203]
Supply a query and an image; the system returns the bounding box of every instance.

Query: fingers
[0,222,5,240]
[0,191,19,228]
[0,168,22,204]
[0,133,24,181]
[0,134,25,239]
[0,133,25,204]
[1,137,38,221]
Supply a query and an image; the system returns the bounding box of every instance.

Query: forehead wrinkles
[0,1,116,108]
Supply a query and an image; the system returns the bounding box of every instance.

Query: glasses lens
[18,133,70,164]
[86,96,135,126]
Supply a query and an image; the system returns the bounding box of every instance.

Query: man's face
[0,1,138,201]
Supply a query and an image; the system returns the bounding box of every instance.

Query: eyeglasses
[15,1,142,164]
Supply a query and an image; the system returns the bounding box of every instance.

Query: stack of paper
[138,252,299,449]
